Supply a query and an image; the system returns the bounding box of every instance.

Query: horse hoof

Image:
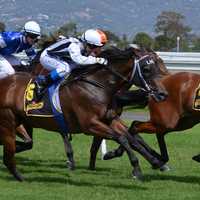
[132,174,144,181]
[17,176,24,182]
[132,168,143,181]
[160,164,170,172]
[88,165,95,170]
[192,155,200,162]
[103,151,116,160]
[13,172,24,182]
[66,161,75,170]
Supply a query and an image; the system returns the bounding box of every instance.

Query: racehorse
[102,49,200,169]
[0,47,166,181]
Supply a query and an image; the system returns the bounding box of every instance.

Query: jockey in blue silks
[0,21,41,78]
[35,29,108,97]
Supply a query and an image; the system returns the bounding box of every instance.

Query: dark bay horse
[102,50,200,170]
[0,47,166,181]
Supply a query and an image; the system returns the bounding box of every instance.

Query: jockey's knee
[56,68,69,77]
[0,69,15,79]
[7,68,15,76]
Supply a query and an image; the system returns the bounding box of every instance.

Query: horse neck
[86,60,132,94]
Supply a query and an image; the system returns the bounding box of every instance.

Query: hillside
[1,0,199,37]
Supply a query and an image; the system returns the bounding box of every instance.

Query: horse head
[100,46,169,102]
[129,46,170,102]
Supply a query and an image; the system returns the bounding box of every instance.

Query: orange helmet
[81,29,108,47]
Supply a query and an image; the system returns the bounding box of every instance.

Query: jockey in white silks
[35,29,108,96]
[0,21,41,78]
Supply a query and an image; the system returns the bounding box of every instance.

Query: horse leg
[192,154,200,162]
[155,134,171,171]
[16,124,32,143]
[0,128,23,181]
[103,145,124,160]
[88,118,143,180]
[109,119,164,176]
[61,134,75,170]
[156,134,169,163]
[129,122,163,160]
[89,136,103,170]
[130,120,171,170]
[133,134,163,159]
[104,122,163,162]
[125,132,165,169]
[15,124,33,153]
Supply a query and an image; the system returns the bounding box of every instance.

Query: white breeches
[0,55,15,79]
[40,50,73,77]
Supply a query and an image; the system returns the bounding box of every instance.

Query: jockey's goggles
[87,43,102,49]
[26,33,40,41]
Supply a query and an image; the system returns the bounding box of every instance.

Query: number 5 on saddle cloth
[24,79,69,136]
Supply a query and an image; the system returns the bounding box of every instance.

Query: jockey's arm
[0,35,7,48]
[0,32,19,49]
[68,43,98,65]
[25,47,37,61]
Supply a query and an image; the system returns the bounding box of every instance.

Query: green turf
[0,124,200,200]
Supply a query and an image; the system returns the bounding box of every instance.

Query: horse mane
[100,47,133,62]
[38,36,57,50]
[155,55,170,76]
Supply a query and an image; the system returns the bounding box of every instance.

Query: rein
[105,55,153,94]
[61,53,154,94]
[104,65,130,83]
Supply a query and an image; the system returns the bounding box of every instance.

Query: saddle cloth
[193,83,200,110]
[24,79,68,135]
[24,79,61,116]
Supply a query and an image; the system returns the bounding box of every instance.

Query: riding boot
[35,69,61,98]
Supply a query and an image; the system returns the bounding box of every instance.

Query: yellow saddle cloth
[24,79,54,117]
[193,83,200,110]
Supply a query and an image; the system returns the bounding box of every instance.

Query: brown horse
[0,47,166,181]
[0,41,77,169]
[102,49,200,169]
[0,50,78,172]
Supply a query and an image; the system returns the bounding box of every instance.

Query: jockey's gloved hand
[96,57,108,65]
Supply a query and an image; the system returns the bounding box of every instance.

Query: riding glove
[96,57,108,65]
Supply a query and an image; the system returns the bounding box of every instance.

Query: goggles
[87,43,101,49]
[25,32,40,41]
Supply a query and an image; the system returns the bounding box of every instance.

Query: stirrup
[35,88,44,99]
[34,81,46,99]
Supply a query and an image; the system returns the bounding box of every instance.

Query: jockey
[0,21,41,78]
[35,29,108,96]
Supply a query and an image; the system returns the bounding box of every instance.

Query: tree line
[0,11,200,52]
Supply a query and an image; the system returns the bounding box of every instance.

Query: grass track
[0,124,200,200]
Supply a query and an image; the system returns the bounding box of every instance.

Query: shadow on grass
[143,174,200,185]
[26,176,147,190]
[0,166,147,190]
[0,159,146,190]
[1,155,199,187]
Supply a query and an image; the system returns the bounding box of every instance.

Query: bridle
[105,54,154,93]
